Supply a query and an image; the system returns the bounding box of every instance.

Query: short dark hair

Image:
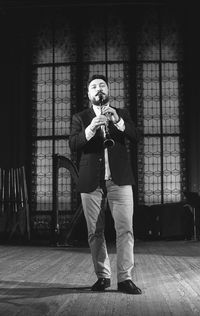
[87,74,108,88]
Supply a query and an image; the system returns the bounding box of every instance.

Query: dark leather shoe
[91,278,111,291]
[118,279,142,294]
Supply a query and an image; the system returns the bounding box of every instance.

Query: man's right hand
[89,115,107,132]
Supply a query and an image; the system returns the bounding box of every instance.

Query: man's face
[88,79,109,106]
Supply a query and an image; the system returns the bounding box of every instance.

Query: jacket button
[99,158,102,162]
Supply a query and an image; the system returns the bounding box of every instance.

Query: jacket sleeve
[69,113,88,152]
[119,108,138,143]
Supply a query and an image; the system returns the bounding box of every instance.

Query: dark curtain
[0,10,32,170]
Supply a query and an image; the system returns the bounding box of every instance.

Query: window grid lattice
[31,7,186,219]
[136,8,186,205]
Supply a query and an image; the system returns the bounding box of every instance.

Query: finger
[103,109,114,115]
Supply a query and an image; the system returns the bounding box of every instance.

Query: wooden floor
[0,240,200,316]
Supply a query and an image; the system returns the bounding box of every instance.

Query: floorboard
[0,240,200,315]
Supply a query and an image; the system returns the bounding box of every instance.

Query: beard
[92,94,109,106]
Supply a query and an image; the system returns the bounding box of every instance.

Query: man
[69,74,141,294]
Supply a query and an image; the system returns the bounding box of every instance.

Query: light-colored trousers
[81,180,134,283]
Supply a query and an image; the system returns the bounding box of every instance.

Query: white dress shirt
[85,105,125,180]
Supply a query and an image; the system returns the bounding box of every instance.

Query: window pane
[55,139,71,158]
[108,64,126,109]
[36,67,53,137]
[137,61,183,205]
[55,66,71,135]
[143,137,161,204]
[142,63,160,134]
[36,140,53,211]
[162,63,180,134]
[163,136,181,202]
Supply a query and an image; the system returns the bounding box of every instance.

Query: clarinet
[99,94,115,148]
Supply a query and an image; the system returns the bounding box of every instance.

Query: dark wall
[184,5,200,194]
[0,10,32,170]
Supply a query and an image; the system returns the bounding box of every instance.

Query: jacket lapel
[80,107,96,127]
[88,107,96,119]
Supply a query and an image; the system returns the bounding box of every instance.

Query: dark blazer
[69,106,138,193]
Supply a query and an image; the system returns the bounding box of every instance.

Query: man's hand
[101,106,120,124]
[89,115,107,132]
